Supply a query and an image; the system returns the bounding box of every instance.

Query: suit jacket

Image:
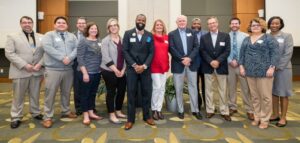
[122,28,154,69]
[169,28,200,73]
[101,35,126,71]
[5,31,44,79]
[200,31,231,74]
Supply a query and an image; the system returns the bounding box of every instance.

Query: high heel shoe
[82,120,91,125]
[276,121,287,127]
[89,116,103,120]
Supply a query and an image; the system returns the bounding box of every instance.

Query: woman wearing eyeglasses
[239,18,279,129]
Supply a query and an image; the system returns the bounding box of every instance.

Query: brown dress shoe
[61,112,77,118]
[125,122,133,130]
[247,112,254,120]
[145,118,155,126]
[206,113,215,118]
[229,109,238,116]
[221,114,231,121]
[43,119,52,128]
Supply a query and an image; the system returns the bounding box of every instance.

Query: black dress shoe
[178,112,184,119]
[157,111,164,120]
[33,114,43,120]
[269,117,280,122]
[192,112,203,120]
[93,108,97,113]
[10,120,21,129]
[152,111,159,120]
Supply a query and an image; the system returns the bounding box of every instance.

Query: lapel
[206,32,214,49]
[175,29,185,54]
[215,32,221,49]
[108,35,118,52]
[186,29,192,54]
[19,32,31,49]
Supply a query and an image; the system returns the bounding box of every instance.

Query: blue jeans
[79,72,101,112]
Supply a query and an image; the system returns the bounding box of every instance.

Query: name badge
[55,37,61,42]
[257,40,263,44]
[132,33,136,37]
[277,38,284,43]
[186,33,192,37]
[98,43,102,47]
[220,42,225,46]
[164,40,168,44]
[130,38,136,43]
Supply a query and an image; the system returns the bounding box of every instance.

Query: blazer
[169,28,200,73]
[100,35,126,71]
[200,31,231,74]
[5,31,44,79]
[272,31,293,70]
[122,28,154,69]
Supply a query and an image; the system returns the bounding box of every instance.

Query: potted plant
[165,75,177,112]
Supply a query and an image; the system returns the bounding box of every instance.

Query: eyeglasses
[21,22,33,24]
[251,24,261,27]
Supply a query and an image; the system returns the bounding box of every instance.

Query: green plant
[165,75,188,101]
[97,79,106,96]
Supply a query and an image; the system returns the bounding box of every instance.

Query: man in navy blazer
[169,15,202,120]
[122,14,155,130]
[200,16,231,121]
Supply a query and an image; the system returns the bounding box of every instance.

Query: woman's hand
[239,65,246,77]
[83,73,90,83]
[266,67,275,78]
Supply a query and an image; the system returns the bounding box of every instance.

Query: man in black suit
[200,16,231,121]
[122,14,155,130]
[169,15,202,120]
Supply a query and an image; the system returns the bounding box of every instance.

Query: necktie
[60,33,65,41]
[232,32,237,60]
[28,33,35,48]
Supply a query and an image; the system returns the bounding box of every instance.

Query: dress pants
[78,72,100,112]
[197,66,206,110]
[204,71,229,115]
[126,68,152,123]
[246,77,273,124]
[173,67,199,113]
[72,59,81,113]
[227,65,253,113]
[102,70,126,113]
[11,76,42,121]
[43,69,73,120]
[151,73,167,112]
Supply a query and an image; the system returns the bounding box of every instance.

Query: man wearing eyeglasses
[5,16,44,128]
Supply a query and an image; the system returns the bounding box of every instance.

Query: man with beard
[122,14,155,130]
[227,17,254,120]
[191,18,207,111]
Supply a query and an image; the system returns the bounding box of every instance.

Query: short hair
[207,16,218,23]
[54,16,68,24]
[230,17,241,24]
[83,22,99,38]
[176,15,187,22]
[77,17,87,23]
[247,17,267,33]
[106,18,120,33]
[151,19,167,35]
[192,17,201,23]
[19,16,33,23]
[267,16,285,30]
[136,14,146,21]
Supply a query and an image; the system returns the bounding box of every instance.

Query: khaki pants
[227,65,253,113]
[246,77,273,124]
[204,72,229,115]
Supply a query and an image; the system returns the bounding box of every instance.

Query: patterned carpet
[0,82,300,143]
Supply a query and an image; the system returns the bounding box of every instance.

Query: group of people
[5,14,293,130]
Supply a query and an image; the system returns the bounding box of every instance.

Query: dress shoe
[178,112,184,119]
[10,120,21,129]
[109,118,122,124]
[152,111,159,120]
[116,113,127,119]
[125,122,133,130]
[229,109,238,116]
[206,113,215,118]
[157,111,164,120]
[76,111,83,116]
[269,117,280,122]
[33,114,43,120]
[43,119,52,128]
[221,114,231,121]
[82,120,91,125]
[192,112,203,120]
[89,116,103,120]
[145,118,155,126]
[246,112,254,120]
[276,121,287,127]
[61,112,77,118]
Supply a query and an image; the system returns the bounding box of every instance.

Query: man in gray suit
[42,16,78,128]
[169,15,202,120]
[5,16,44,128]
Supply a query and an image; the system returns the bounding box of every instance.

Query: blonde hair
[247,17,267,33]
[106,18,119,33]
[151,19,167,35]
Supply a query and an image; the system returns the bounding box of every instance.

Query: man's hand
[134,65,145,74]
[181,57,191,66]
[210,60,220,69]
[63,57,71,65]
[229,59,238,68]
[24,64,34,72]
[33,64,42,71]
